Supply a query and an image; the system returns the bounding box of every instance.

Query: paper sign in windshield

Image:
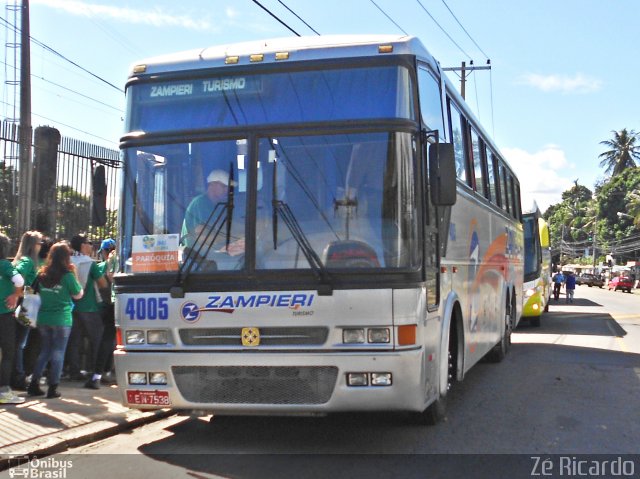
[132,234,179,273]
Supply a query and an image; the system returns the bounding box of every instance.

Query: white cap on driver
[207,169,235,186]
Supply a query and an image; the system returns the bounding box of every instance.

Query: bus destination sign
[141,77,261,101]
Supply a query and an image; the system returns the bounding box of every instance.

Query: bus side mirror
[92,165,107,226]
[429,143,456,206]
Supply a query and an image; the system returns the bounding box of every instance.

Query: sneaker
[0,389,25,404]
[84,378,100,390]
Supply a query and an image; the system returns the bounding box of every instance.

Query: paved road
[9,286,638,478]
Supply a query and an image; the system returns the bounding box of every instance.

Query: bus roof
[128,35,436,77]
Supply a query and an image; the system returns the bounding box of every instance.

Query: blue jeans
[31,325,71,386]
[14,323,30,376]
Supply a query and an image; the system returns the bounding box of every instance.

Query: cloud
[33,0,212,31]
[502,145,574,212]
[519,73,602,94]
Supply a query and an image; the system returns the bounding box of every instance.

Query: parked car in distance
[608,276,633,293]
[576,273,604,288]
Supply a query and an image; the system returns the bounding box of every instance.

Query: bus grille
[179,327,329,346]
[172,366,338,404]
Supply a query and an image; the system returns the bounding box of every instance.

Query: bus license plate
[126,389,171,406]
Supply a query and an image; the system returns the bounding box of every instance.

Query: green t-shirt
[74,261,103,313]
[14,256,37,287]
[0,259,20,314]
[37,272,82,326]
[181,193,214,246]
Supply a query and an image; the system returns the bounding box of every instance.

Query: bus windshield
[126,65,414,133]
[523,215,541,281]
[121,131,420,275]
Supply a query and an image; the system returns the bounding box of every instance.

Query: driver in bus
[181,169,245,257]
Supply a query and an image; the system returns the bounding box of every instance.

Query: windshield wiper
[171,202,229,298]
[271,160,332,295]
[172,165,236,298]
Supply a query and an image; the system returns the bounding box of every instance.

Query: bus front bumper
[114,348,430,415]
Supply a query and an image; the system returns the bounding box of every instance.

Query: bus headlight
[128,372,147,385]
[525,288,536,298]
[147,330,169,345]
[370,373,392,386]
[347,373,368,386]
[368,328,390,343]
[126,330,145,345]
[149,372,168,385]
[343,329,365,344]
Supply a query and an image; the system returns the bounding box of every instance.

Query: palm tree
[598,129,640,176]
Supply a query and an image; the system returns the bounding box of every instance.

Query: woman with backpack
[28,242,83,399]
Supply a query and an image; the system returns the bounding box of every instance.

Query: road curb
[0,409,174,471]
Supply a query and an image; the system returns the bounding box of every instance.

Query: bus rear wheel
[487,295,514,362]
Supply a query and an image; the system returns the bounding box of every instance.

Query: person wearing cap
[66,233,108,381]
[181,169,245,256]
[85,238,118,389]
[182,169,232,242]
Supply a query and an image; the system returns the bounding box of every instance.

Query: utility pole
[442,61,491,100]
[592,230,597,272]
[17,0,33,234]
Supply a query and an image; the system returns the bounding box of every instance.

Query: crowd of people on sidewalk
[0,230,117,404]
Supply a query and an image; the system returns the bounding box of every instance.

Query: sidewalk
[0,379,172,468]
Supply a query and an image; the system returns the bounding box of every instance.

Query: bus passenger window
[500,163,511,214]
[489,153,501,207]
[448,101,466,183]
[511,177,522,220]
[418,67,444,135]
[470,128,485,198]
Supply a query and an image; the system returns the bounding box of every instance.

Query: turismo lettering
[201,78,246,92]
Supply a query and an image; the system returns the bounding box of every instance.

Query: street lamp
[617,211,633,219]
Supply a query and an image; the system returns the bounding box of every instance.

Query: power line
[0,15,123,93]
[33,74,122,112]
[414,0,471,60]
[368,0,408,35]
[439,0,489,60]
[251,0,300,36]
[275,0,320,35]
[32,111,117,146]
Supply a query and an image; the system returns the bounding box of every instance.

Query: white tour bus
[114,35,523,424]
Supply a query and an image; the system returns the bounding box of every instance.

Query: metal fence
[0,120,121,249]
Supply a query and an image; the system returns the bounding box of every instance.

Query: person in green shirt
[0,233,25,404]
[66,234,108,381]
[27,242,83,399]
[12,230,43,390]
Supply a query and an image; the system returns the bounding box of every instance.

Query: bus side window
[512,177,522,221]
[500,162,511,214]
[469,127,485,198]
[490,153,501,208]
[448,99,467,184]
[417,67,445,134]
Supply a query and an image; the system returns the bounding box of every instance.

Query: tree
[628,189,640,228]
[594,167,640,242]
[0,162,18,238]
[598,129,640,177]
[56,185,90,239]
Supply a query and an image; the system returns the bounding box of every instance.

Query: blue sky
[5,0,639,212]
